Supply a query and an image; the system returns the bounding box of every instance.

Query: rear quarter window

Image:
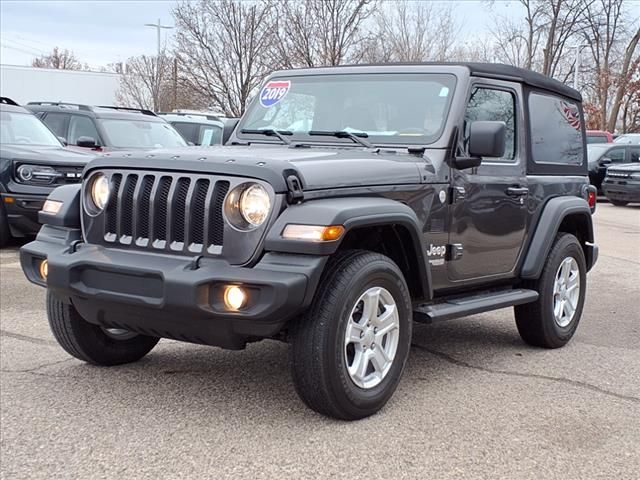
[529,92,584,167]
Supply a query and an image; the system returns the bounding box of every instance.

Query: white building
[0,64,121,106]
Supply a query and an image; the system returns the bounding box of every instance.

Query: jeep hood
[94,145,433,192]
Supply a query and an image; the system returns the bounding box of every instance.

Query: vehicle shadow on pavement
[43,316,530,421]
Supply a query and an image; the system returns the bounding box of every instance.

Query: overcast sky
[2,0,639,70]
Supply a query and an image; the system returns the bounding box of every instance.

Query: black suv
[0,97,94,247]
[20,64,598,420]
[587,143,640,190]
[602,163,640,206]
[26,103,187,151]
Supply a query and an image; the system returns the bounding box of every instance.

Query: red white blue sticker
[260,80,291,108]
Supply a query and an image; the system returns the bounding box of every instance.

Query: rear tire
[609,199,628,206]
[0,203,12,248]
[515,233,586,348]
[47,291,159,366]
[289,250,412,420]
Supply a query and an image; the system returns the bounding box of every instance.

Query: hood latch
[286,174,304,203]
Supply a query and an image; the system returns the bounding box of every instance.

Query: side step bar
[413,288,538,323]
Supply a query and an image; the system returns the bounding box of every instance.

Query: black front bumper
[603,181,640,203]
[21,226,326,349]
[1,193,45,237]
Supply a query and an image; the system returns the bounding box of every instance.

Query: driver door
[447,82,528,284]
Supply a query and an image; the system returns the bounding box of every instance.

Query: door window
[68,115,101,145]
[630,148,640,162]
[606,148,626,163]
[41,113,69,138]
[464,87,516,161]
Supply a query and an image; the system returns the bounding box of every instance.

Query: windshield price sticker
[260,80,291,108]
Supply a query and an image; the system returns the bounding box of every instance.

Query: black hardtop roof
[270,62,582,102]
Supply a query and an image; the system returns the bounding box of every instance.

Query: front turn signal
[282,224,345,242]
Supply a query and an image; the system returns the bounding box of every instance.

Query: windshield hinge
[286,174,304,203]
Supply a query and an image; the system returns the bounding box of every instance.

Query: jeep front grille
[101,172,230,254]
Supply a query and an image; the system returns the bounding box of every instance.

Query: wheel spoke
[345,322,365,345]
[561,258,572,283]
[352,349,372,383]
[361,289,381,324]
[554,298,564,319]
[371,347,389,373]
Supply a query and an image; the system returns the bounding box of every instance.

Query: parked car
[157,111,224,146]
[587,143,640,190]
[21,63,598,420]
[586,129,613,144]
[602,164,640,206]
[26,102,187,151]
[613,133,640,144]
[0,97,94,247]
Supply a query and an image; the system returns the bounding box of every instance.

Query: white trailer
[0,64,121,106]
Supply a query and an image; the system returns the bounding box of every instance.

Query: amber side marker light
[39,259,48,280]
[282,224,345,242]
[3,196,14,204]
[223,285,247,311]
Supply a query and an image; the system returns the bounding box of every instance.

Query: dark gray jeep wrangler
[20,63,598,420]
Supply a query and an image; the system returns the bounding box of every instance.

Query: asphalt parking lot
[1,202,638,480]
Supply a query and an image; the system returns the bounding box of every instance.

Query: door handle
[506,186,529,197]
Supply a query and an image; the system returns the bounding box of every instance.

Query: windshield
[239,73,457,146]
[0,111,61,147]
[614,135,640,145]
[98,119,187,148]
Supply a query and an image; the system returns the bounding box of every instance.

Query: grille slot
[102,172,229,254]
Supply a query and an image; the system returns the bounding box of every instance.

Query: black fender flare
[521,196,595,279]
[264,196,432,300]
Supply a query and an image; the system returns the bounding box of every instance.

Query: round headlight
[239,184,271,226]
[90,174,110,211]
[17,165,33,182]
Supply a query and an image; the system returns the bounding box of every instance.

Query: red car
[587,130,614,144]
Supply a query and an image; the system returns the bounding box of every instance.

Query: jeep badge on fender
[20,63,598,420]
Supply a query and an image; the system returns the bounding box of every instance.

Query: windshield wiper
[241,128,292,145]
[308,130,373,148]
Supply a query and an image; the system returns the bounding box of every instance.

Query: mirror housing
[76,136,98,148]
[599,157,612,165]
[468,121,506,158]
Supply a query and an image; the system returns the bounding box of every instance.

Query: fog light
[39,259,48,280]
[223,285,246,311]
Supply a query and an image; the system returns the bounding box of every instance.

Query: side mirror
[469,121,506,158]
[57,136,68,146]
[600,157,612,165]
[222,118,240,145]
[76,136,98,148]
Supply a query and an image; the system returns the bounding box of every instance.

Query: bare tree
[116,52,172,112]
[32,47,86,70]
[275,0,375,68]
[173,0,277,117]
[361,0,458,63]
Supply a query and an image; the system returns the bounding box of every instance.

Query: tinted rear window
[529,93,583,165]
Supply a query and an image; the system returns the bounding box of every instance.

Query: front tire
[289,250,412,420]
[47,292,159,365]
[515,233,586,348]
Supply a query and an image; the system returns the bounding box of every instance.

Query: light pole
[144,18,173,57]
[572,44,588,90]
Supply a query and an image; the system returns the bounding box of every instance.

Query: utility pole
[572,44,588,90]
[144,18,173,57]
